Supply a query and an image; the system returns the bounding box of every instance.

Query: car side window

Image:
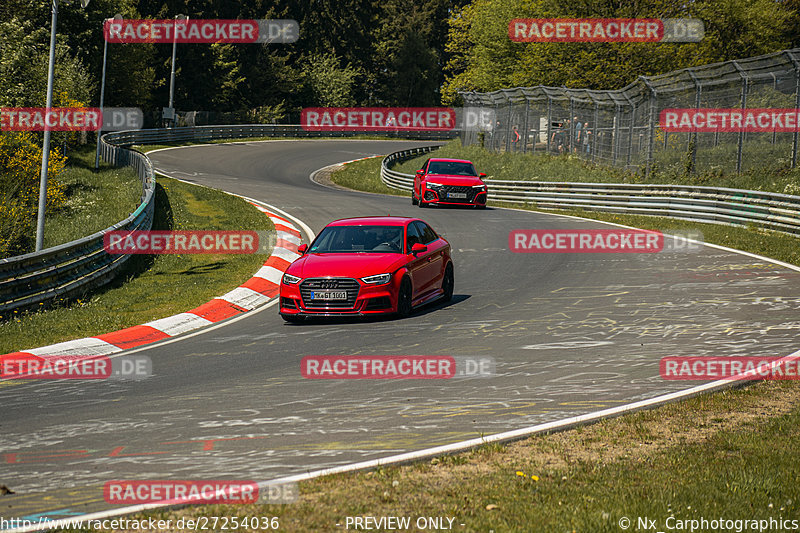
[406,223,423,253]
[413,221,438,245]
[421,159,429,173]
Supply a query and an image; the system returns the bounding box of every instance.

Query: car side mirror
[411,243,427,255]
[416,170,424,175]
[297,243,308,254]
[479,172,487,178]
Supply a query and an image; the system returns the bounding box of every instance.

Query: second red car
[413,158,487,208]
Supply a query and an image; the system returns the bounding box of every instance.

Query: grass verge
[59,380,800,532]
[0,174,273,354]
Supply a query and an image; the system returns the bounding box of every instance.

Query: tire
[441,263,454,303]
[411,192,418,205]
[281,314,304,324]
[396,277,413,318]
[418,198,428,208]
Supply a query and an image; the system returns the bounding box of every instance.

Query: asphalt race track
[3,139,800,522]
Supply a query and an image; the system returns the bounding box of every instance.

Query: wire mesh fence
[459,48,800,175]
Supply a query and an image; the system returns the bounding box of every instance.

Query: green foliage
[442,0,796,103]
[0,19,92,108]
[301,52,361,107]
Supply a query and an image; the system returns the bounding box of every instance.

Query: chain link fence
[460,48,800,175]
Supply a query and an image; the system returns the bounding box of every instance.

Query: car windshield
[427,161,477,176]
[308,225,404,253]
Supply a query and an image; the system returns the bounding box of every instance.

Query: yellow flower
[515,471,526,477]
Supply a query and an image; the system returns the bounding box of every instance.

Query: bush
[0,131,68,257]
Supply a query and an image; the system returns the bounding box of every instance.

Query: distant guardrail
[105,124,457,146]
[381,146,800,236]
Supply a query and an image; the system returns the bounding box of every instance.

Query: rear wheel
[441,263,454,302]
[396,277,413,317]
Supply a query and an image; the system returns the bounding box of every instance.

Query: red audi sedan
[279,217,453,322]
[412,158,488,208]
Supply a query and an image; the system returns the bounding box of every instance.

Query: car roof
[326,216,417,227]
[428,158,473,164]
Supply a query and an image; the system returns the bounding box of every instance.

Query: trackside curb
[0,203,303,361]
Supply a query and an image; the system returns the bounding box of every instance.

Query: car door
[405,222,428,299]
[412,221,444,295]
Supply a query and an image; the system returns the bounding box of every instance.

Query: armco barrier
[381,146,800,236]
[104,124,457,146]
[0,126,454,314]
[0,140,155,314]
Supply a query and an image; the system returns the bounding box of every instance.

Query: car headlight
[426,182,442,188]
[361,273,392,285]
[473,184,487,190]
[282,273,301,284]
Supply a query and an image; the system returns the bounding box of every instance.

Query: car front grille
[438,185,477,203]
[299,278,360,308]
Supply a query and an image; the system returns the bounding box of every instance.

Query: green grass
[394,139,800,195]
[58,379,800,532]
[0,175,273,354]
[329,157,404,197]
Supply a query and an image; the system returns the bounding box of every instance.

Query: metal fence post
[622,94,635,168]
[592,102,599,163]
[787,51,800,168]
[505,96,514,152]
[640,77,657,177]
[546,96,552,153]
[522,96,530,154]
[733,61,748,173]
[568,95,575,153]
[687,71,702,173]
[612,103,620,166]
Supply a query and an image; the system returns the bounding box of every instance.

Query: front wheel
[441,263,454,302]
[411,192,418,205]
[396,277,413,317]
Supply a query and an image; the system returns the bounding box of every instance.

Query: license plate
[311,291,347,300]
[447,192,468,199]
